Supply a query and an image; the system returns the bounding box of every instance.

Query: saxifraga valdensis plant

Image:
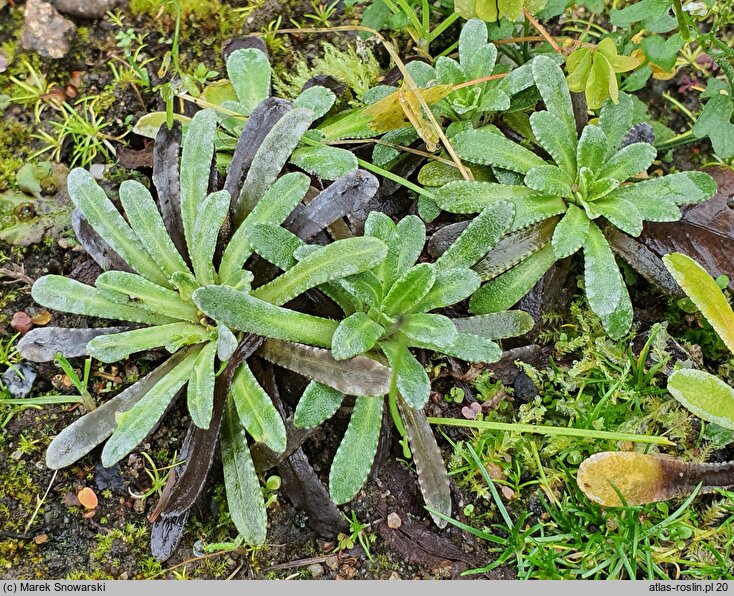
[193,200,535,524]
[431,55,717,339]
[18,95,391,559]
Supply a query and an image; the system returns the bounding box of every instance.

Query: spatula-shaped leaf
[227,48,271,116]
[583,222,622,318]
[329,395,383,504]
[194,286,336,347]
[402,313,457,350]
[364,211,400,289]
[251,237,388,306]
[452,311,534,339]
[599,281,634,340]
[382,263,436,317]
[339,271,384,309]
[234,108,316,224]
[246,222,303,271]
[576,124,607,174]
[398,399,451,528]
[119,180,191,280]
[599,92,633,160]
[591,196,643,236]
[190,190,229,286]
[46,351,190,469]
[293,381,345,429]
[434,180,536,215]
[396,215,426,277]
[598,142,656,182]
[33,275,179,325]
[532,55,577,143]
[180,109,217,251]
[332,312,385,361]
[67,168,170,287]
[229,362,287,452]
[668,369,734,431]
[552,204,589,259]
[289,145,358,180]
[435,201,515,271]
[469,243,556,313]
[221,396,267,545]
[87,322,208,363]
[380,340,430,409]
[454,128,547,174]
[101,348,199,466]
[439,332,501,363]
[95,271,200,323]
[259,339,391,396]
[415,268,481,312]
[664,252,734,354]
[217,324,238,362]
[187,340,218,430]
[529,111,576,178]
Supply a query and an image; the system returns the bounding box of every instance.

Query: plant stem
[670,0,691,42]
[655,130,697,153]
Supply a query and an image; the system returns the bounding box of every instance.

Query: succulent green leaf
[95,271,200,323]
[339,271,384,309]
[87,322,208,363]
[589,177,620,200]
[592,196,643,236]
[599,281,633,340]
[289,145,358,180]
[415,268,481,312]
[597,142,656,182]
[294,381,345,429]
[583,221,622,318]
[119,180,190,280]
[532,55,577,143]
[396,216,426,277]
[180,109,217,251]
[101,348,199,466]
[332,312,385,361]
[229,362,287,452]
[227,48,271,115]
[499,61,534,96]
[190,190,229,286]
[193,286,337,348]
[508,195,567,231]
[32,275,178,326]
[221,396,267,546]
[381,340,430,409]
[382,263,436,317]
[459,19,494,79]
[187,340,217,429]
[246,222,304,271]
[171,271,200,303]
[529,111,576,178]
[252,237,387,306]
[663,252,734,355]
[454,128,547,174]
[576,124,607,175]
[364,211,399,289]
[668,370,734,431]
[434,180,533,215]
[329,395,383,504]
[235,108,316,224]
[66,169,170,288]
[435,201,515,270]
[217,324,238,361]
[294,86,336,119]
[551,204,589,259]
[524,165,573,198]
[402,313,458,350]
[452,311,534,339]
[469,243,556,313]
[599,93,633,159]
[608,171,717,209]
[435,56,465,86]
[439,332,501,363]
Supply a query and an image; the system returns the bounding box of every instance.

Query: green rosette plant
[433,54,718,339]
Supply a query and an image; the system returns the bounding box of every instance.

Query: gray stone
[2,362,38,398]
[21,0,76,59]
[53,0,125,20]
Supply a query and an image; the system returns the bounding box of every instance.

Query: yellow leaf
[363,84,453,137]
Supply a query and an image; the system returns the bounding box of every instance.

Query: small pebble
[513,372,538,402]
[307,563,324,579]
[11,311,33,334]
[34,533,48,545]
[389,571,401,580]
[387,512,402,529]
[89,164,106,180]
[324,556,339,571]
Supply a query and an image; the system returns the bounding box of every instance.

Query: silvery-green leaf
[530,111,577,178]
[294,381,345,429]
[289,145,357,180]
[221,396,267,545]
[187,340,217,429]
[435,56,466,86]
[532,55,577,144]
[478,88,511,112]
[396,215,426,276]
[332,312,385,361]
[373,127,419,167]
[599,92,634,159]
[32,275,178,326]
[576,124,607,175]
[382,263,436,317]
[102,348,200,466]
[599,281,633,340]
[452,311,534,339]
[434,180,535,214]
[507,195,567,231]
[171,271,199,303]
[583,221,623,318]
[607,171,716,214]
[67,168,169,287]
[402,313,457,350]
[180,109,217,252]
[454,128,547,173]
[381,340,430,409]
[524,165,573,198]
[217,324,238,361]
[469,243,556,313]
[229,362,286,452]
[439,332,501,363]
[405,61,436,87]
[329,395,383,504]
[294,86,336,119]
[498,61,534,96]
[588,178,620,200]
[668,370,734,431]
[227,48,271,115]
[87,322,208,363]
[246,222,304,271]
[339,271,384,309]
[598,142,656,182]
[364,211,399,289]
[415,268,481,312]
[551,204,589,259]
[119,180,190,280]
[592,196,643,236]
[191,190,230,286]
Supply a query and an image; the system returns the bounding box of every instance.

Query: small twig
[524,9,564,55]
[0,265,34,286]
[25,469,58,534]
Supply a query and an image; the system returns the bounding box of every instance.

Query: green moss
[0,119,31,189]
[129,0,221,22]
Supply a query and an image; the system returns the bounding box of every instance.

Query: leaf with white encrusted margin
[583,222,622,318]
[380,340,431,409]
[66,168,170,288]
[415,268,481,312]
[328,395,383,504]
[453,128,547,174]
[382,263,436,317]
[87,322,208,363]
[452,311,534,339]
[331,312,385,361]
[101,348,200,467]
[289,145,358,180]
[221,395,267,545]
[401,313,458,350]
[293,381,345,429]
[532,55,577,143]
[597,142,656,182]
[396,215,426,278]
[187,340,218,430]
[530,110,576,178]
[229,362,287,453]
[552,204,589,260]
[294,85,335,119]
[227,48,271,116]
[668,369,734,431]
